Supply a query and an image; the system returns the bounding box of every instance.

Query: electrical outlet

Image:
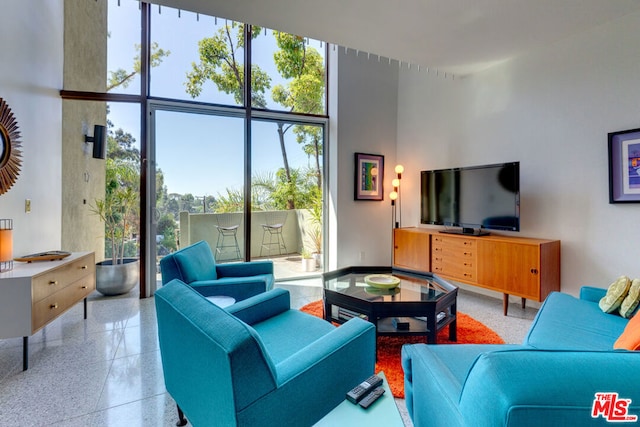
[25,199,31,213]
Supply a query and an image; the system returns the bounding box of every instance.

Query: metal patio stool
[260,211,288,257]
[214,213,242,261]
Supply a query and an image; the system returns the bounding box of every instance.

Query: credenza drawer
[32,274,94,332]
[32,254,94,302]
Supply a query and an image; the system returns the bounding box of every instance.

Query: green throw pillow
[619,278,640,318]
[599,276,631,313]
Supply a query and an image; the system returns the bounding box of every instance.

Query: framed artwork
[354,152,384,201]
[609,128,640,203]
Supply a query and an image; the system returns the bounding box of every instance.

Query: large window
[101,1,328,295]
[107,0,141,94]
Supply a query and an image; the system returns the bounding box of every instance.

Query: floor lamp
[394,164,404,228]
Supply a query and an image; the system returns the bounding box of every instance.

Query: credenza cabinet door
[393,228,430,272]
[477,241,540,299]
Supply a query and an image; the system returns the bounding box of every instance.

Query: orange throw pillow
[614,311,640,350]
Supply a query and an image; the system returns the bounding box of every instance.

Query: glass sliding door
[251,118,325,279]
[148,105,245,292]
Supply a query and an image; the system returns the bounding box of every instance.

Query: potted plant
[307,190,323,268]
[91,159,140,296]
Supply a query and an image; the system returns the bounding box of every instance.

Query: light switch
[25,199,31,213]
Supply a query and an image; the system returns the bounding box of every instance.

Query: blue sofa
[402,287,640,427]
[160,240,274,302]
[155,279,376,427]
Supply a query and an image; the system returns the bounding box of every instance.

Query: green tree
[185,23,269,106]
[91,158,139,264]
[184,25,325,209]
[104,41,170,258]
[107,42,170,91]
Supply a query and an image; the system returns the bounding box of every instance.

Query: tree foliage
[107,42,170,91]
[184,25,326,210]
[185,23,269,106]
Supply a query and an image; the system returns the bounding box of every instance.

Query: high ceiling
[151,0,640,76]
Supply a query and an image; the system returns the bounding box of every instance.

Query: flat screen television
[420,162,520,234]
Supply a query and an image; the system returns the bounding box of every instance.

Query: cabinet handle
[49,280,58,286]
[81,265,88,270]
[81,285,87,289]
[530,268,539,274]
[50,303,58,309]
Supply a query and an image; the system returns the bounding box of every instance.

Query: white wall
[331,49,399,268]
[0,2,64,256]
[397,10,640,296]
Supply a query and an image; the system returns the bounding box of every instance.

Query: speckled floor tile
[0,280,534,426]
[95,350,165,410]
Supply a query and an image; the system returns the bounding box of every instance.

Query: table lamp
[0,219,13,272]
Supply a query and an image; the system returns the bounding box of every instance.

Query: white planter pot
[302,258,316,272]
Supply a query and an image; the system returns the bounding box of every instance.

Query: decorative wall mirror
[0,98,22,195]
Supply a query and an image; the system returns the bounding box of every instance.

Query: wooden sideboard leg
[503,294,509,316]
[22,336,28,371]
[84,297,88,320]
[521,298,526,310]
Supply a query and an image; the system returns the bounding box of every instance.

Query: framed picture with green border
[355,152,384,201]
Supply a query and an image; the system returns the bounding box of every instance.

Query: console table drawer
[32,254,94,302]
[32,274,94,332]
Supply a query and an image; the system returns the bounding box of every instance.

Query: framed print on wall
[609,127,640,203]
[355,152,384,201]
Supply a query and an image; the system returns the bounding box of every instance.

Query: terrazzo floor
[0,280,536,426]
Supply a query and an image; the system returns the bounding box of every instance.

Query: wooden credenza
[393,228,560,315]
[0,252,95,369]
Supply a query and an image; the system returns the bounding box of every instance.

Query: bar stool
[214,213,242,261]
[260,211,288,257]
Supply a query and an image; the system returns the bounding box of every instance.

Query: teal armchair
[160,240,274,302]
[155,280,376,426]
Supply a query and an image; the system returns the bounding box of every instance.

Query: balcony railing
[176,210,321,276]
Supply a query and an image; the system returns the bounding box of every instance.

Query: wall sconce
[84,124,107,159]
[0,219,13,272]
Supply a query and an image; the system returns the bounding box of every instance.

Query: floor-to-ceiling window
[92,1,329,295]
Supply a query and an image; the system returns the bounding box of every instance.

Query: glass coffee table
[323,267,458,345]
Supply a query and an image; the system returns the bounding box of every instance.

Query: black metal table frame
[323,266,458,346]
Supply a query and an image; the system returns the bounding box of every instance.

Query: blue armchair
[155,279,376,426]
[160,240,274,302]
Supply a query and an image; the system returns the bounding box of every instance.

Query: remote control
[358,386,385,409]
[346,374,383,403]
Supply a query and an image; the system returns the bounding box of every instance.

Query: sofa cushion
[614,310,640,350]
[174,241,218,282]
[526,292,628,350]
[598,275,630,313]
[620,278,640,318]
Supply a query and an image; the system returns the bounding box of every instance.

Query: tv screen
[420,162,520,232]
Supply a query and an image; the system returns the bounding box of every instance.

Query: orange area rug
[300,300,504,398]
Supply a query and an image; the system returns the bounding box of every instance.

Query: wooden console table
[393,228,560,315]
[0,252,95,370]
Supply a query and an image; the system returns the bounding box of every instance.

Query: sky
[107,0,325,198]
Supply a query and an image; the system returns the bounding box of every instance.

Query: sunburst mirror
[0,98,22,195]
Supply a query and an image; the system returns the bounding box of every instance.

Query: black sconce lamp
[84,124,107,159]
